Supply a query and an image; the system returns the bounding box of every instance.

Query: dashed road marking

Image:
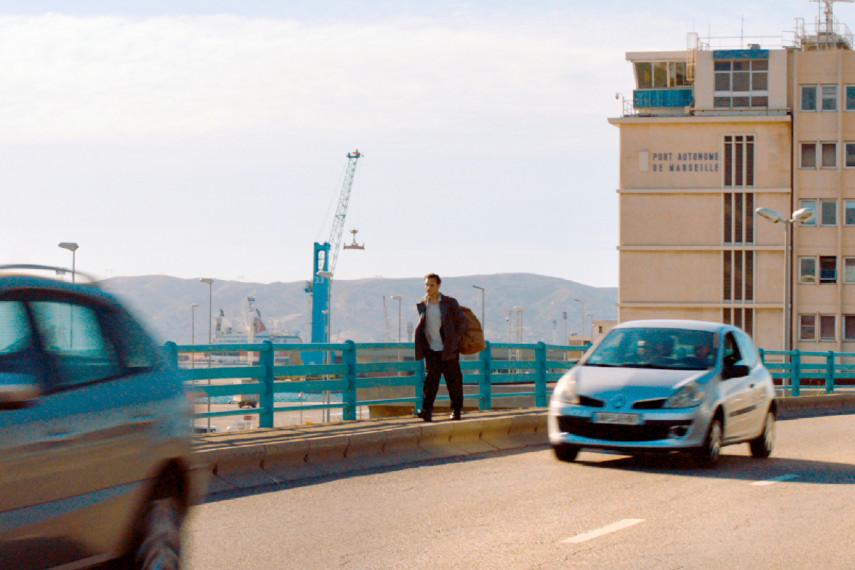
[751,473,799,487]
[561,518,645,544]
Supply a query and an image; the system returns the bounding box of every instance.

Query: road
[185,414,855,569]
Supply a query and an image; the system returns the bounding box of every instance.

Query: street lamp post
[755,207,814,353]
[573,298,587,339]
[58,242,79,283]
[190,303,199,370]
[390,295,402,362]
[562,311,568,345]
[472,285,485,335]
[199,278,214,432]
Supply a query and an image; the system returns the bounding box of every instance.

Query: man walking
[414,273,466,422]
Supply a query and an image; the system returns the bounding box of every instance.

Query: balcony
[633,88,693,110]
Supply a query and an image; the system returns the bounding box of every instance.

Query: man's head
[424,273,441,299]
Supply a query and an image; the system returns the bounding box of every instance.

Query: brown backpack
[459,306,486,355]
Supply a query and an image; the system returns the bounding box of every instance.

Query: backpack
[459,306,486,355]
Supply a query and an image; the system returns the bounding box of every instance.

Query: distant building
[609,7,855,351]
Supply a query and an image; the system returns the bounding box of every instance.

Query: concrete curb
[193,396,855,494]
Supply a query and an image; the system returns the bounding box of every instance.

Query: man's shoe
[449,410,462,421]
[416,409,432,423]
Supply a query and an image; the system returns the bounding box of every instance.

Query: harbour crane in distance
[306,149,364,346]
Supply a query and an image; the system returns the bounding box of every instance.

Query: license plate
[593,412,641,425]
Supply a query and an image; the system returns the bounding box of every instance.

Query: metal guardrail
[164,341,591,429]
[759,349,855,397]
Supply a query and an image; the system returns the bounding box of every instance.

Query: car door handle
[130,414,156,426]
[749,383,755,388]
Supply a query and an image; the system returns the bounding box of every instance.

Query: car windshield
[585,327,717,371]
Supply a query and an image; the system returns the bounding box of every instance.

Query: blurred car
[0,265,207,569]
[548,319,776,467]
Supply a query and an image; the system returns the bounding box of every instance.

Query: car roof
[614,319,726,333]
[0,274,122,308]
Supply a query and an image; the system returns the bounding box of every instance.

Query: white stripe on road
[561,518,645,544]
[751,473,799,487]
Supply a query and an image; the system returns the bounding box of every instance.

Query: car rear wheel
[133,496,182,570]
[749,411,775,459]
[552,443,579,462]
[694,417,722,468]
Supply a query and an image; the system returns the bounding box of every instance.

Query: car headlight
[553,377,580,405]
[664,380,705,408]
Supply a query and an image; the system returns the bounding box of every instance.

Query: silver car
[548,320,776,467]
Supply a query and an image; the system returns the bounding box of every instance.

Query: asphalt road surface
[185,413,855,569]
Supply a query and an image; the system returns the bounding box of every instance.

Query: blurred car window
[0,301,32,356]
[101,308,162,371]
[30,301,121,388]
[723,332,742,367]
[586,327,716,370]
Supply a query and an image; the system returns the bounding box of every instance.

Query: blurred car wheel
[749,410,775,459]
[552,443,579,463]
[134,496,182,570]
[694,417,722,468]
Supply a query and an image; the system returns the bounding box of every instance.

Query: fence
[165,341,590,430]
[759,349,855,397]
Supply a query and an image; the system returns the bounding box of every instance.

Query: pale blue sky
[0,1,835,286]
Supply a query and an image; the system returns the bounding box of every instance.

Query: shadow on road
[575,452,855,484]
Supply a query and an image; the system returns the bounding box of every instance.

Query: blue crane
[306,149,363,346]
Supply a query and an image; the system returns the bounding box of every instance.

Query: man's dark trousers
[423,349,463,414]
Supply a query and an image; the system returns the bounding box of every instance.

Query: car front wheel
[749,411,775,459]
[552,443,579,462]
[133,496,182,570]
[695,417,722,468]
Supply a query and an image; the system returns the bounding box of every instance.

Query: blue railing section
[633,88,693,108]
[759,349,855,397]
[165,341,591,428]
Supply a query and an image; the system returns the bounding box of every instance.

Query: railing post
[535,341,547,407]
[164,341,178,371]
[479,342,493,411]
[758,348,766,366]
[791,349,801,397]
[343,340,357,421]
[259,341,275,428]
[415,358,425,413]
[826,350,835,394]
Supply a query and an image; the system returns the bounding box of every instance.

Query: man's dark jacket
[414,295,466,361]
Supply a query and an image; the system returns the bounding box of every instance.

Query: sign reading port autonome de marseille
[650,151,720,173]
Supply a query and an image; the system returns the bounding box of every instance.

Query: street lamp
[755,207,813,352]
[199,277,214,432]
[573,298,587,339]
[58,242,79,283]
[390,295,402,342]
[472,285,485,335]
[190,303,199,370]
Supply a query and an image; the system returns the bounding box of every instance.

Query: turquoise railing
[759,349,855,397]
[165,340,591,429]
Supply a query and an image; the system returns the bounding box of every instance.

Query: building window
[799,199,818,226]
[847,86,855,110]
[799,314,816,341]
[722,307,754,336]
[800,256,817,283]
[722,192,754,243]
[724,135,755,187]
[844,315,855,340]
[846,143,855,167]
[634,61,689,89]
[822,85,838,111]
[845,258,855,283]
[846,200,855,225]
[820,315,836,341]
[802,85,818,111]
[822,143,838,168]
[820,256,838,283]
[723,249,753,301]
[801,143,817,168]
[821,199,838,226]
[714,60,769,108]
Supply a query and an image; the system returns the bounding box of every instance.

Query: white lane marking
[751,473,799,487]
[562,518,645,544]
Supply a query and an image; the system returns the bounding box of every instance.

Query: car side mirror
[722,363,749,380]
[0,372,41,410]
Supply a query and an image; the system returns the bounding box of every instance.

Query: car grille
[557,416,692,442]
[578,395,604,408]
[632,398,666,410]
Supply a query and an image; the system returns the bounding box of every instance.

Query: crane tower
[307,150,363,345]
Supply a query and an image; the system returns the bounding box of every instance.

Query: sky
[0,1,837,287]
